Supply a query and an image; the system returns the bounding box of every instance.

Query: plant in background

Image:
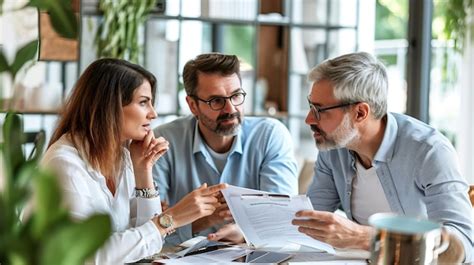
[0,113,112,265]
[432,0,473,91]
[95,0,156,64]
[440,0,473,52]
[0,0,77,101]
[27,0,78,39]
[0,40,38,104]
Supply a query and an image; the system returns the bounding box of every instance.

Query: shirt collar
[373,112,398,163]
[192,118,243,155]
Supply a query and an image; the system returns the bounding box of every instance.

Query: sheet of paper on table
[221,185,335,254]
[153,246,250,264]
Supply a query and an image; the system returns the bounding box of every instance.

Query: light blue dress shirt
[307,112,473,262]
[153,115,298,244]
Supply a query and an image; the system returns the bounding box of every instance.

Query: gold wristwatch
[157,213,175,236]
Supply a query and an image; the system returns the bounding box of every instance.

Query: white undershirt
[205,144,230,174]
[351,159,392,225]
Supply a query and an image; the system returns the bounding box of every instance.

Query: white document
[155,246,250,264]
[222,185,335,254]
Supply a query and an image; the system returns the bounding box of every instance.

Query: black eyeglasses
[307,96,359,121]
[192,91,247,111]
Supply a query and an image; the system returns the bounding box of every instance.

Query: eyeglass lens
[210,93,245,110]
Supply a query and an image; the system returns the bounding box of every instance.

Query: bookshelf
[2,0,361,156]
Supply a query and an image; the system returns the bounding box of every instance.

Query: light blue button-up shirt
[307,112,473,262]
[153,115,298,243]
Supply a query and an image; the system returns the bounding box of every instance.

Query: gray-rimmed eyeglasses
[307,96,359,121]
[192,91,247,111]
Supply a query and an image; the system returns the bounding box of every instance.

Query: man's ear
[354,102,370,122]
[186,96,199,117]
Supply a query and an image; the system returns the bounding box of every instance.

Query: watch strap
[135,187,159,198]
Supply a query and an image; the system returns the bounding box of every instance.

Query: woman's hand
[129,130,169,188]
[165,183,228,228]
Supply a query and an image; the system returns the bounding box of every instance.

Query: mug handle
[434,228,450,255]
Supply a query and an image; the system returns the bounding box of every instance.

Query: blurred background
[1,0,473,183]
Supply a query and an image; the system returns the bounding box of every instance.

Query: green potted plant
[95,0,157,64]
[0,113,111,265]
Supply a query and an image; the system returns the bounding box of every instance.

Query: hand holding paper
[222,185,335,254]
[293,210,374,250]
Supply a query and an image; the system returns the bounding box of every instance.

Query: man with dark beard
[153,53,298,245]
[292,52,473,262]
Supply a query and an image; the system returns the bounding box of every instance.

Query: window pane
[373,0,408,114]
[182,0,257,20]
[222,25,256,114]
[146,19,180,114]
[291,0,327,25]
[429,0,464,147]
[328,0,358,27]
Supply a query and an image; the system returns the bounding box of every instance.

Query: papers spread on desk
[154,246,249,264]
[222,185,335,254]
[165,237,229,259]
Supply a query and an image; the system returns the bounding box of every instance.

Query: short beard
[313,113,359,151]
[198,111,242,136]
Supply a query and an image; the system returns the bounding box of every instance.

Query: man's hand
[192,192,233,233]
[438,231,464,263]
[161,200,169,211]
[292,210,374,250]
[207,223,244,244]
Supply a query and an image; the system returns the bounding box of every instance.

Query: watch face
[159,214,173,228]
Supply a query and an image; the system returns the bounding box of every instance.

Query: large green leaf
[26,0,49,9]
[0,197,12,257]
[31,171,69,239]
[10,161,38,212]
[28,0,77,39]
[47,4,78,39]
[10,40,38,79]
[40,215,111,265]
[8,252,29,265]
[3,113,26,184]
[0,51,9,73]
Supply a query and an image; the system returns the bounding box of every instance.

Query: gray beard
[316,114,359,151]
[215,123,241,136]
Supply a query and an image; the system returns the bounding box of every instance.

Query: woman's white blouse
[41,135,163,264]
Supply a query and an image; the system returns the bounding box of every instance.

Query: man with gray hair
[292,52,473,262]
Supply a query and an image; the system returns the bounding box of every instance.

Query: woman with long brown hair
[43,58,226,263]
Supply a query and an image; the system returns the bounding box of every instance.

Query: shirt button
[347,191,351,196]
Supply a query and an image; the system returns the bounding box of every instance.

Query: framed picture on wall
[38,11,78,61]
